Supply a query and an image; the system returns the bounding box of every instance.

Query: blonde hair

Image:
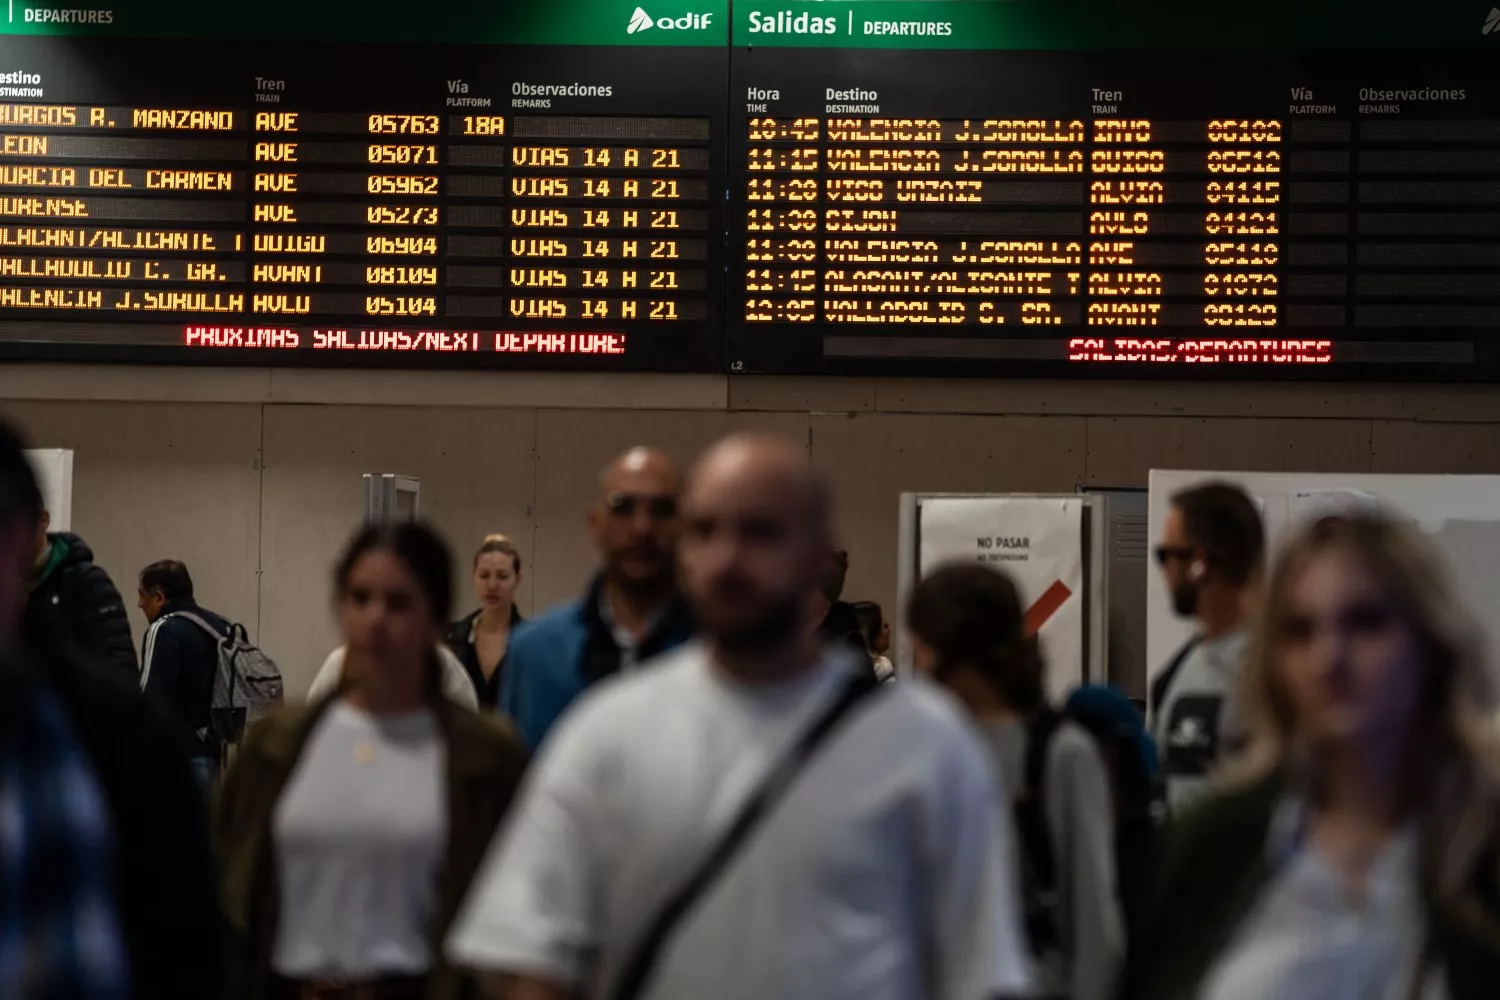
[473,534,521,573]
[1235,513,1500,896]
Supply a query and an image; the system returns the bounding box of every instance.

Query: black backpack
[1013,685,1160,958]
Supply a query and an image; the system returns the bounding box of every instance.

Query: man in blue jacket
[501,446,694,750]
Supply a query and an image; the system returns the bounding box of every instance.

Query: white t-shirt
[597,589,668,674]
[1200,803,1438,1000]
[306,645,478,710]
[447,644,1033,1000]
[271,703,448,978]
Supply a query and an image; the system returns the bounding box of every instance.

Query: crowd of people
[4,412,1500,1000]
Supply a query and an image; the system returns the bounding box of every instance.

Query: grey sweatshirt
[981,719,1124,1000]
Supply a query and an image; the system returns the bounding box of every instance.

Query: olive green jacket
[212,697,527,1000]
[1119,770,1500,1000]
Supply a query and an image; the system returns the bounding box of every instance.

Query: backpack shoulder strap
[163,610,226,642]
[1023,707,1064,803]
[606,670,884,1000]
[1150,635,1202,722]
[1018,707,1065,889]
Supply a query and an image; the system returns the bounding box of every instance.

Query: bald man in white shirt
[449,434,1032,1000]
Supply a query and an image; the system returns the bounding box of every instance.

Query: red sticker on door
[1024,580,1073,637]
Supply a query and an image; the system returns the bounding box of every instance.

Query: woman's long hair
[1235,513,1500,897]
[334,521,455,703]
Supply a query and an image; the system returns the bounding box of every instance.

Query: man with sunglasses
[500,446,695,750]
[1150,481,1264,812]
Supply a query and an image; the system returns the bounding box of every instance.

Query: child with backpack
[907,563,1128,1000]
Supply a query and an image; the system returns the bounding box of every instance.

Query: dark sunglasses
[606,492,678,520]
[1154,545,1196,568]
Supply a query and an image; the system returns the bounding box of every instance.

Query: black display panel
[727,46,1500,378]
[2,0,1498,380]
[0,35,727,370]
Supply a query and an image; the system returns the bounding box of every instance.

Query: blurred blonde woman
[1121,514,1500,1000]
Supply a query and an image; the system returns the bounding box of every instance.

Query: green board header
[0,0,730,45]
[0,0,1492,48]
[732,0,1494,49]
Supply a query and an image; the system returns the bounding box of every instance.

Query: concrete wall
[7,363,1499,696]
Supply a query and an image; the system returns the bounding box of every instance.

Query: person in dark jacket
[0,418,224,1000]
[23,513,138,677]
[810,547,876,679]
[446,534,525,709]
[500,447,693,750]
[137,559,233,785]
[1121,514,1500,1000]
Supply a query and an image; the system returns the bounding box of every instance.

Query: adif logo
[1485,7,1500,33]
[627,7,714,33]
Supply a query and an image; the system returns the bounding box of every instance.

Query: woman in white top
[1121,513,1500,1000]
[306,641,478,709]
[214,522,526,1000]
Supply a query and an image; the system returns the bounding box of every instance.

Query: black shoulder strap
[1149,635,1202,723]
[167,610,225,643]
[1023,708,1063,803]
[606,670,883,1000]
[1019,708,1064,887]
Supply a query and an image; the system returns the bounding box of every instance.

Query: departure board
[727,1,1499,378]
[0,0,728,370]
[1,0,1497,379]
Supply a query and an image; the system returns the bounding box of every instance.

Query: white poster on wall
[918,496,1086,699]
[1287,488,1380,526]
[24,449,73,531]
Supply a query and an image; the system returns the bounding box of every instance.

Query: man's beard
[608,546,673,595]
[1171,580,1200,618]
[712,592,806,659]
